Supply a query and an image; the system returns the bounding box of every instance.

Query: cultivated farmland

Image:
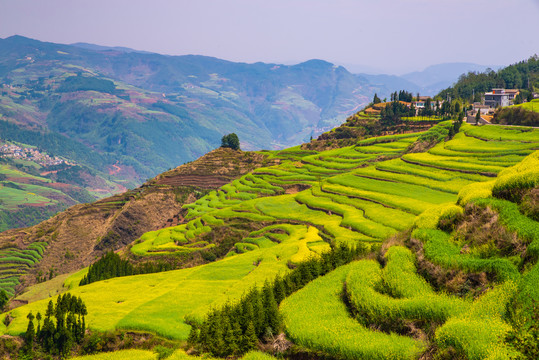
[1,122,538,359]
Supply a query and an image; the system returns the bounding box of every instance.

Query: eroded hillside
[0,148,270,300]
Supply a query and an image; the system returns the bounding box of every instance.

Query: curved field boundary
[280,262,426,360]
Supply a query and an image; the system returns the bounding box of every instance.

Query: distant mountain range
[0,36,377,175]
[0,36,503,197]
[68,41,498,96]
[354,63,501,97]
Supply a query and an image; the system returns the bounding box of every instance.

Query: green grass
[462,123,539,142]
[434,282,519,360]
[0,224,319,340]
[280,262,426,360]
[514,98,539,113]
[312,186,416,231]
[345,255,467,325]
[295,189,397,239]
[412,228,519,282]
[71,349,157,360]
[402,152,505,175]
[353,166,473,194]
[445,132,538,153]
[328,173,457,205]
[255,195,375,245]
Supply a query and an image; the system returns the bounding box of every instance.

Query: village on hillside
[364,87,539,125]
[0,141,74,167]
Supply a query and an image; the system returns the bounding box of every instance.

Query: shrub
[457,180,495,205]
[221,133,240,150]
[492,151,539,203]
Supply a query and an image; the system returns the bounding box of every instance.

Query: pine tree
[0,289,8,310]
[198,320,209,351]
[254,290,265,337]
[225,319,239,356]
[262,281,281,337]
[24,312,35,352]
[213,315,227,356]
[241,298,255,332]
[187,325,199,347]
[273,275,286,304]
[35,312,42,336]
[242,321,258,353]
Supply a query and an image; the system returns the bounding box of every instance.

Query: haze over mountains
[0,35,499,198]
[69,41,497,96]
[0,36,490,175]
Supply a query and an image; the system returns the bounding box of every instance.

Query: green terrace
[1,123,538,360]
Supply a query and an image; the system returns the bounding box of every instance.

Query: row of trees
[372,90,414,104]
[188,243,366,357]
[79,251,174,286]
[492,107,539,127]
[390,90,414,102]
[23,293,87,357]
[379,100,416,125]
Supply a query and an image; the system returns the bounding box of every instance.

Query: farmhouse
[484,88,520,107]
[412,96,432,109]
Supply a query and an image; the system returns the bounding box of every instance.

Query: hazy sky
[1,0,538,74]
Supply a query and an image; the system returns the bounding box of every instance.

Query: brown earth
[302,111,438,152]
[154,147,277,188]
[0,147,271,297]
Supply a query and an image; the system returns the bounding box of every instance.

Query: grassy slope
[514,98,539,112]
[1,124,538,358]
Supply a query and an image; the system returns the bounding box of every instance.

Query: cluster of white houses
[0,142,73,167]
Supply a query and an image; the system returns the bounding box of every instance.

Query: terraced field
[0,223,327,339]
[1,122,538,359]
[280,149,539,360]
[0,241,47,296]
[71,349,273,360]
[132,123,536,256]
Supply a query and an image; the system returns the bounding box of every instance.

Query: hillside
[0,36,399,231]
[0,120,537,359]
[0,138,127,231]
[0,147,270,300]
[0,35,384,174]
[437,55,539,101]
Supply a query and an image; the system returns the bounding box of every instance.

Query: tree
[475,109,481,124]
[25,312,36,352]
[373,93,381,104]
[0,290,8,310]
[221,133,240,150]
[242,321,258,352]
